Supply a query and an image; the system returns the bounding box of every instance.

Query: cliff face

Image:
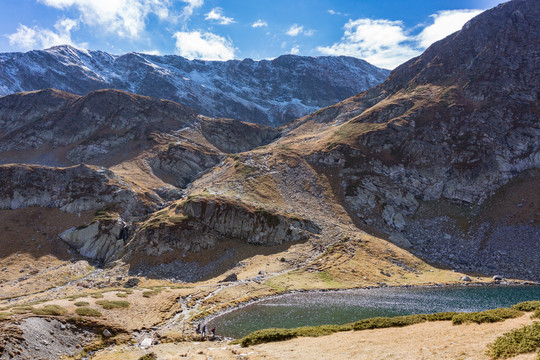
[0,48,389,126]
[0,164,153,216]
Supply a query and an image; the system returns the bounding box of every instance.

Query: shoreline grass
[234,302,539,347]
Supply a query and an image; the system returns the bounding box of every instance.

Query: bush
[32,305,68,316]
[452,308,523,325]
[91,293,104,299]
[142,288,164,298]
[96,300,130,310]
[75,307,102,317]
[74,301,90,307]
[533,309,540,319]
[116,293,128,298]
[487,322,540,358]
[240,328,297,347]
[138,353,157,360]
[238,312,455,347]
[512,301,540,312]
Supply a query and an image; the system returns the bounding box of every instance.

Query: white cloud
[286,24,303,36]
[317,9,483,69]
[252,19,268,28]
[7,18,79,51]
[180,0,203,21]
[417,9,481,48]
[173,30,235,61]
[139,49,161,55]
[285,24,314,37]
[205,7,235,25]
[317,19,417,69]
[290,45,299,55]
[38,0,173,38]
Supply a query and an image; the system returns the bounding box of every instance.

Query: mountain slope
[264,0,539,278]
[0,47,389,126]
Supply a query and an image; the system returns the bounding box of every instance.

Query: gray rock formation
[125,196,321,263]
[0,163,152,217]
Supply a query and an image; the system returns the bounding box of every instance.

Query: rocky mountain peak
[0,47,389,126]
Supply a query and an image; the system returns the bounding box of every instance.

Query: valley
[0,0,539,359]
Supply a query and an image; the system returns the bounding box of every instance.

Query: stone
[220,273,238,283]
[140,337,153,348]
[461,276,472,282]
[123,278,140,288]
[102,329,112,338]
[493,275,505,281]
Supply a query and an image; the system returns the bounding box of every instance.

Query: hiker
[202,324,207,337]
[211,328,216,338]
[196,323,201,334]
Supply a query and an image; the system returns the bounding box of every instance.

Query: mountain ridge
[0,47,389,126]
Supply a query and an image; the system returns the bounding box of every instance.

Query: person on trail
[202,324,207,337]
[211,328,216,337]
[196,323,201,334]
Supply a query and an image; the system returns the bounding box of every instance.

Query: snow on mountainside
[0,46,390,126]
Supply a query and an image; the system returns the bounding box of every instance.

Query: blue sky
[1,0,505,68]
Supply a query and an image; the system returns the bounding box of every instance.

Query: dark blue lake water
[207,285,540,338]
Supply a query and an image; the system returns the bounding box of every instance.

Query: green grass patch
[487,322,540,358]
[512,301,540,312]
[116,292,128,298]
[11,305,34,314]
[91,292,104,299]
[142,288,164,298]
[533,309,540,319]
[74,301,90,307]
[75,307,102,317]
[452,308,523,325]
[0,312,10,320]
[96,300,130,310]
[237,311,457,347]
[32,305,68,316]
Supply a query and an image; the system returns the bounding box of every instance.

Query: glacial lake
[206,285,540,338]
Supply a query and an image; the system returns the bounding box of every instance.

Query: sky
[0,0,506,69]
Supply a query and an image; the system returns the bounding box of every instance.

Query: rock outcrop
[0,164,153,217]
[125,195,321,263]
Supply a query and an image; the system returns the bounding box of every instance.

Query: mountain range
[0,47,389,126]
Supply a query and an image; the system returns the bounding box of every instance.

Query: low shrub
[238,312,455,347]
[138,353,157,360]
[91,293,104,299]
[96,300,130,310]
[142,288,164,298]
[533,309,540,319]
[452,308,523,325]
[32,305,68,316]
[116,293,128,298]
[512,301,540,312]
[240,328,297,347]
[75,307,102,317]
[74,301,90,307]
[0,312,10,320]
[11,306,34,314]
[487,322,540,358]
